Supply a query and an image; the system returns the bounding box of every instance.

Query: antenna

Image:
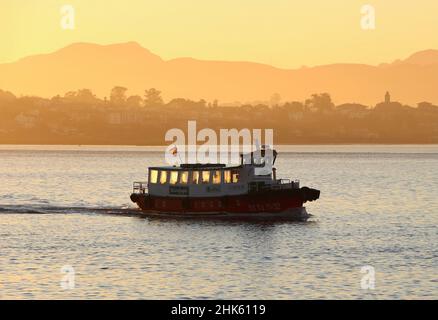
[255,138,261,151]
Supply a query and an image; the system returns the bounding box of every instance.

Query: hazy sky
[2,0,438,68]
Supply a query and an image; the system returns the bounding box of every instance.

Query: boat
[130,146,320,220]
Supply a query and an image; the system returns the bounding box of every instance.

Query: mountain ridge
[1,42,437,105]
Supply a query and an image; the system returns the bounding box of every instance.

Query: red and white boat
[130,146,320,220]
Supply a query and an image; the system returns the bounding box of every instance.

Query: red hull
[131,188,319,216]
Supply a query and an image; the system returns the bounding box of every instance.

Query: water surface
[0,145,437,299]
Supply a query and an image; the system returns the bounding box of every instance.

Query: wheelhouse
[146,164,245,197]
[149,166,242,186]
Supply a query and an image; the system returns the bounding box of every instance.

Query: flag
[169,146,178,156]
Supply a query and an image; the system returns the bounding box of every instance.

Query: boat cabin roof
[149,164,241,171]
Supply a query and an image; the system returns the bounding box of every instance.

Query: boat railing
[272,179,300,189]
[249,179,300,193]
[133,182,148,194]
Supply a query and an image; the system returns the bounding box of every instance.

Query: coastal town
[1,87,437,145]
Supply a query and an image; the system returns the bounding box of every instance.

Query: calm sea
[0,145,437,299]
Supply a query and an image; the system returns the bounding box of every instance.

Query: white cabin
[133,148,300,198]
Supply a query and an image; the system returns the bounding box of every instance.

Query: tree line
[0,87,437,145]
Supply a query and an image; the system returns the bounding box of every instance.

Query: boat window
[224,170,232,184]
[179,171,189,184]
[159,170,168,184]
[201,171,210,184]
[150,169,158,184]
[191,171,200,184]
[169,171,178,185]
[212,170,221,184]
[232,169,240,183]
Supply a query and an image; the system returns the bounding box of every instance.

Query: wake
[0,204,140,215]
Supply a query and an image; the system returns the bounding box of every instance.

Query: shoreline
[2,143,438,146]
[1,144,438,154]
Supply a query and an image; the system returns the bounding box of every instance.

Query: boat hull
[132,207,310,221]
[130,188,319,221]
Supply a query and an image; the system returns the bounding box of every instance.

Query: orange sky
[1,0,438,68]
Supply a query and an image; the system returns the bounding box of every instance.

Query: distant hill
[0,42,437,105]
[399,49,438,66]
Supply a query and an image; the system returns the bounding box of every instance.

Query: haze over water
[0,145,437,299]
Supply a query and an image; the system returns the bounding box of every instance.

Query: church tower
[385,91,391,104]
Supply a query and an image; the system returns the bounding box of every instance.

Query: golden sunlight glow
[1,0,438,68]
